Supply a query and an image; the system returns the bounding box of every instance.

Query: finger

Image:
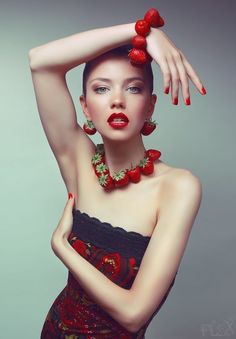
[158,57,171,94]
[167,55,180,105]
[178,50,206,95]
[65,192,75,213]
[56,193,75,233]
[173,51,190,105]
[60,193,75,222]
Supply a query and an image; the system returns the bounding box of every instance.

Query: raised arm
[28,20,205,177]
[29,23,136,72]
[28,23,136,189]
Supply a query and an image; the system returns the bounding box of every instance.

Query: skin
[51,57,202,333]
[52,171,202,333]
[79,54,157,177]
[29,21,205,334]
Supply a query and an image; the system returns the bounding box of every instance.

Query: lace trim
[73,208,151,239]
[72,208,151,264]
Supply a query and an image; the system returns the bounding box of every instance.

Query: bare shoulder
[157,163,203,214]
[158,159,202,189]
[129,166,203,331]
[166,166,202,190]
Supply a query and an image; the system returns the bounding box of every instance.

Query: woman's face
[80,55,157,141]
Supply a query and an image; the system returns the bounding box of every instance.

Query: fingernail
[164,87,169,94]
[173,97,178,105]
[185,97,191,105]
[201,86,207,95]
[68,192,74,199]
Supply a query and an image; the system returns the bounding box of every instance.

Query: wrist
[128,8,165,66]
[127,22,137,39]
[51,230,67,254]
[146,26,164,45]
[113,22,136,45]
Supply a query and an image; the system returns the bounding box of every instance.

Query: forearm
[29,22,136,73]
[51,234,133,331]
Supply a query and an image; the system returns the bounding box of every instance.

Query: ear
[146,94,157,119]
[79,94,92,120]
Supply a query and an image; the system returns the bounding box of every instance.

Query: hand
[146,28,206,105]
[51,193,75,247]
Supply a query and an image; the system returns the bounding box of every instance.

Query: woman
[29,9,205,339]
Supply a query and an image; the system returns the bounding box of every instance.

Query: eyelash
[94,86,142,94]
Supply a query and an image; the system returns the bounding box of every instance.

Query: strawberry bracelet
[128,8,165,66]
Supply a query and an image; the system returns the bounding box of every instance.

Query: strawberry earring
[83,119,97,135]
[140,117,158,136]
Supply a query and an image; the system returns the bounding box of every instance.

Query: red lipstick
[107,112,129,129]
[107,112,129,122]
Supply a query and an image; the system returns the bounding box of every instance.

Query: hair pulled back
[82,44,154,98]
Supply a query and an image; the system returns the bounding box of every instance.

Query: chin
[99,123,142,139]
[101,132,140,143]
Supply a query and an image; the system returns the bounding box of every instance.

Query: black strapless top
[71,207,151,265]
[40,207,177,339]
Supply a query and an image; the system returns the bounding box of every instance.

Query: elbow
[126,318,144,334]
[124,307,145,334]
[117,309,137,334]
[28,49,37,70]
[28,47,43,71]
[125,321,143,334]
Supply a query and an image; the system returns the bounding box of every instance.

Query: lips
[107,112,129,123]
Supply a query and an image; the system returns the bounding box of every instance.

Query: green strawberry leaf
[91,153,102,165]
[113,170,125,180]
[96,163,108,173]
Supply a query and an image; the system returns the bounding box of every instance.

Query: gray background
[0,0,235,338]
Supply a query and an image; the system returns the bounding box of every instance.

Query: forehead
[87,55,147,83]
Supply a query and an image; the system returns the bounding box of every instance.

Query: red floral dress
[40,208,177,339]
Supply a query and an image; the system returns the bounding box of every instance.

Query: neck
[101,134,146,177]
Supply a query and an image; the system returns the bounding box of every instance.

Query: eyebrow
[88,77,145,84]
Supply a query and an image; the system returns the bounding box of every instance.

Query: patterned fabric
[40,208,177,339]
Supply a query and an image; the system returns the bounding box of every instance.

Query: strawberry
[145,149,162,161]
[98,173,114,191]
[95,162,109,176]
[128,48,148,65]
[140,118,157,135]
[91,153,105,167]
[112,170,130,188]
[83,120,96,135]
[139,157,154,175]
[144,8,165,28]
[135,19,150,37]
[131,35,147,50]
[127,165,141,183]
[158,16,165,27]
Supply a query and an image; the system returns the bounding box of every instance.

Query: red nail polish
[201,86,207,95]
[164,87,169,94]
[68,192,74,199]
[185,97,191,105]
[173,97,178,105]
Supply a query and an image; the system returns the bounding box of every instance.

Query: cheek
[87,93,107,106]
[130,98,148,116]
[86,97,106,117]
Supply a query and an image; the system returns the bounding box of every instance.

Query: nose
[110,88,126,109]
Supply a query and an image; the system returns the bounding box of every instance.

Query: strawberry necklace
[91,143,162,191]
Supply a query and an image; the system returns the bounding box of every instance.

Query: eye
[94,87,108,94]
[128,86,142,93]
